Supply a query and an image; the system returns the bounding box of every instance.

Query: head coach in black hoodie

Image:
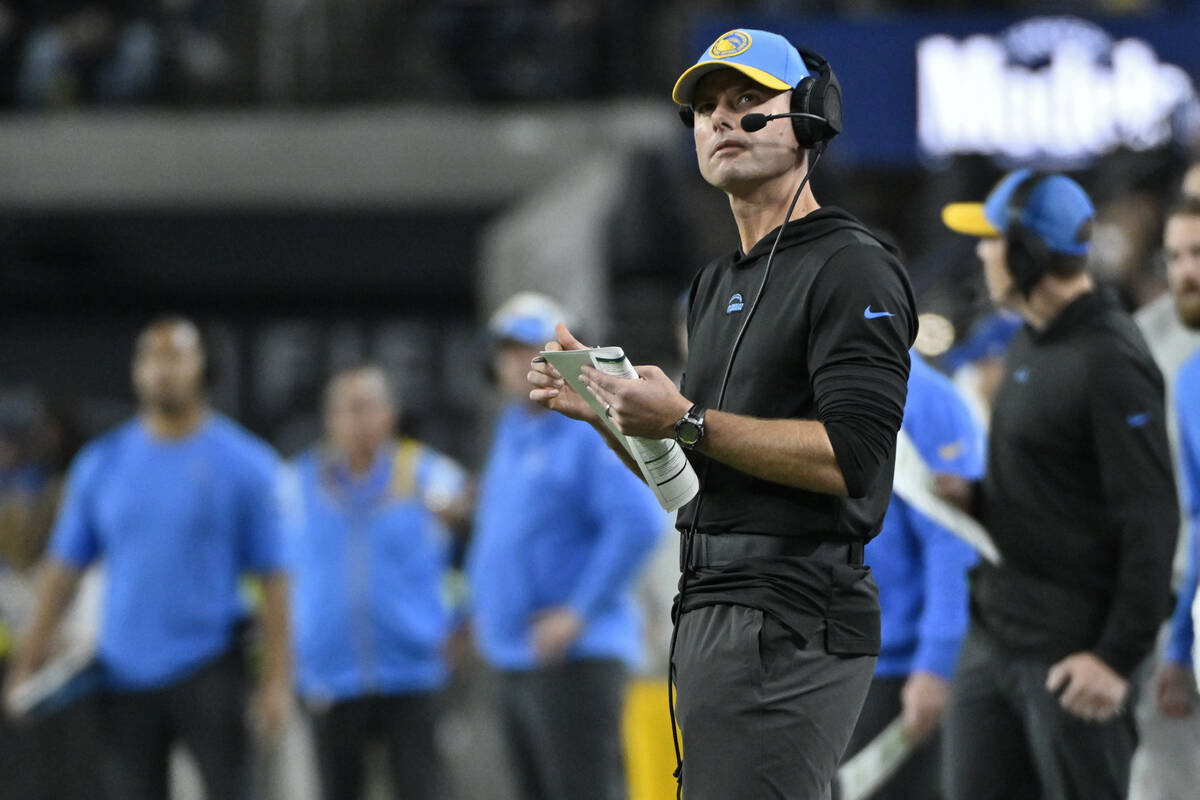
[529,28,917,799]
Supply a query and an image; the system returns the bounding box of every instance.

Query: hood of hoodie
[734,205,900,268]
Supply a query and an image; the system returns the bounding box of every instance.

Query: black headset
[1004,172,1091,296]
[677,45,843,150]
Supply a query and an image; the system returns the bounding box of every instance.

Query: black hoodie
[678,206,917,539]
[972,289,1177,677]
[676,206,917,651]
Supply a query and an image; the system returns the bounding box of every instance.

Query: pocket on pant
[676,605,767,720]
[757,612,811,679]
[736,607,766,683]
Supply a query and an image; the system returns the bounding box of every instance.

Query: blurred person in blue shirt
[286,363,469,800]
[1154,197,1200,718]
[468,292,663,800]
[0,388,59,575]
[2,317,291,800]
[839,352,984,800]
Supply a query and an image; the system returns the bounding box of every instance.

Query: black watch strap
[674,403,707,450]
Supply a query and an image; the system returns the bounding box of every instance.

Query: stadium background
[1,1,1198,798]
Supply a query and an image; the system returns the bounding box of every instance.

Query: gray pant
[674,604,876,800]
[943,625,1139,800]
[496,659,628,800]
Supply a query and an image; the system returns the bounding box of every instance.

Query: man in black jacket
[529,28,916,799]
[940,171,1179,800]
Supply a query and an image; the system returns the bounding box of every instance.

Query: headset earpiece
[792,47,842,149]
[1005,222,1048,296]
[1004,172,1051,295]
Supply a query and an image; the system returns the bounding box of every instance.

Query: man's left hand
[531,607,584,666]
[1154,660,1197,718]
[901,671,950,741]
[250,677,292,745]
[579,364,690,440]
[1045,652,1129,722]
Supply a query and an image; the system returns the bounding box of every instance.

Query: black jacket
[677,206,917,542]
[973,290,1179,676]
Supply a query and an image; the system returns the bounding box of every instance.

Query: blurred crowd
[0,0,1194,108]
[0,296,677,800]
[0,390,79,572]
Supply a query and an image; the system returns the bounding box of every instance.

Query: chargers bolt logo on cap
[710,30,752,59]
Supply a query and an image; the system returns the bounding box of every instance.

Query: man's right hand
[2,560,84,719]
[933,474,978,518]
[1154,661,1197,718]
[527,322,599,424]
[2,658,36,719]
[901,671,950,741]
[1045,651,1129,722]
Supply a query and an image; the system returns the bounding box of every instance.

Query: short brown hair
[323,362,397,410]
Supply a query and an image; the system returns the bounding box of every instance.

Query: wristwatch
[673,404,707,450]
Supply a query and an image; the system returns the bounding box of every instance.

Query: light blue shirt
[286,440,467,701]
[1165,351,1200,666]
[49,415,285,689]
[468,404,664,670]
[871,353,984,679]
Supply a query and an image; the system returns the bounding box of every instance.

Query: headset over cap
[673,28,843,150]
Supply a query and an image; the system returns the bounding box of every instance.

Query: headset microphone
[740,111,828,133]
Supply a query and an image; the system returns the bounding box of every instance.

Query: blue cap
[487,292,568,347]
[672,29,814,106]
[942,169,1095,256]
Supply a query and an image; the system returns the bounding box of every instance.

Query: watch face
[677,420,701,445]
